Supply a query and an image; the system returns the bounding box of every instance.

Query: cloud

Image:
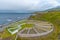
[46,0,60,6]
[27,0,60,11]
[0,0,60,13]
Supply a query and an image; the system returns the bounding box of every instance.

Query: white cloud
[0,0,60,13]
[0,0,40,10]
[46,0,60,6]
[27,0,60,11]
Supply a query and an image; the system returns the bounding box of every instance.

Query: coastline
[0,14,32,32]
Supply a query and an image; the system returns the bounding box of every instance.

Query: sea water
[0,13,32,25]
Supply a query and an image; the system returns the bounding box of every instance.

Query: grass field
[29,11,60,40]
[0,29,16,40]
[0,19,27,40]
[0,19,35,40]
[0,11,60,40]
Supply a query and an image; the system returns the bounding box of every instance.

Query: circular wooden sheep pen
[17,20,53,38]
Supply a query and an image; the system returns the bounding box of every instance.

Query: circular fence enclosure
[17,20,54,38]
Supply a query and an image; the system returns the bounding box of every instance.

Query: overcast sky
[0,0,60,13]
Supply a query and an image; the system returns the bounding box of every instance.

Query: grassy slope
[0,12,60,40]
[0,19,33,40]
[0,29,16,40]
[29,11,60,40]
[0,19,27,39]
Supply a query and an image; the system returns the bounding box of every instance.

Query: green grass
[0,11,60,40]
[0,29,16,39]
[8,27,18,32]
[29,11,60,40]
[0,19,27,39]
[21,23,34,28]
[0,19,34,40]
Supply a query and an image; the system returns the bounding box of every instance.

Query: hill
[29,11,60,40]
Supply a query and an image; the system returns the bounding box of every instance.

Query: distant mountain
[32,6,60,14]
[0,6,60,13]
[45,6,60,11]
[0,10,17,13]
[0,10,34,13]
[0,10,30,13]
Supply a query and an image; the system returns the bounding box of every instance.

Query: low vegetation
[0,11,60,40]
[29,11,60,40]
